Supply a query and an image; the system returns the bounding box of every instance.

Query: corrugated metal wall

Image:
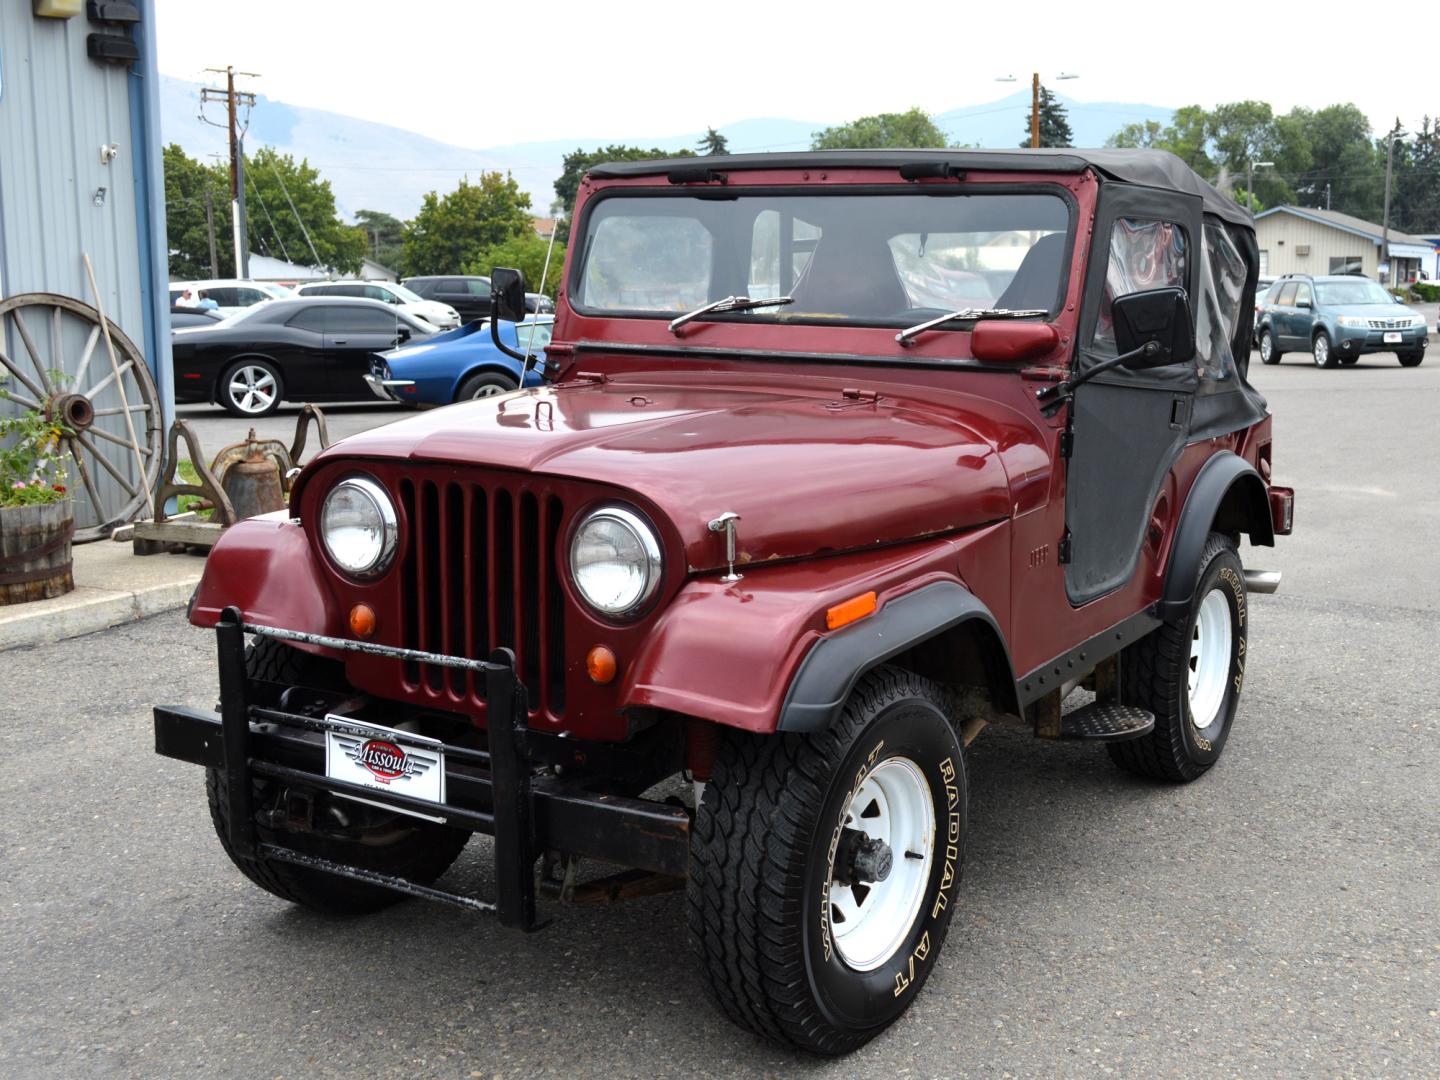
[0,5,168,532]
[0,7,142,336]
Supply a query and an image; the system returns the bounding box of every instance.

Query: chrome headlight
[320,475,397,578]
[569,506,662,617]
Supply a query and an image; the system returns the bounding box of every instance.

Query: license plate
[325,716,446,819]
[1384,331,1402,343]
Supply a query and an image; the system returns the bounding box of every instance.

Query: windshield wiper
[896,307,1047,346]
[668,295,793,334]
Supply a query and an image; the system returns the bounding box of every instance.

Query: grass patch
[174,459,214,520]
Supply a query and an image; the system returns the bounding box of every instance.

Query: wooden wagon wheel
[0,293,162,542]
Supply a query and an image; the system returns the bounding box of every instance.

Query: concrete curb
[0,544,203,651]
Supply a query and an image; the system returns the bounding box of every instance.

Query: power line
[265,153,323,268]
[245,172,293,264]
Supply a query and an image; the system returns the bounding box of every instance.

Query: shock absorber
[687,719,722,805]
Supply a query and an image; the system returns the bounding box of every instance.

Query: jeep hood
[317,378,1017,572]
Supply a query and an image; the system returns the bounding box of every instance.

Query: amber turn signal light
[586,645,617,684]
[349,603,376,638]
[826,591,877,630]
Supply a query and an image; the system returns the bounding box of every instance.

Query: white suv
[295,280,460,330]
[169,279,291,317]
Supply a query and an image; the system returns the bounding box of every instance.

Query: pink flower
[11,481,26,489]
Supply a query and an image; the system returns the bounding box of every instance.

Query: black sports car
[171,297,435,416]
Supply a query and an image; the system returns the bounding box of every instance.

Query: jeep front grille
[397,477,567,721]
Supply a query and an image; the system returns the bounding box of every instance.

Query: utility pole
[200,66,258,279]
[1246,159,1273,214]
[1380,128,1402,287]
[1031,73,1040,149]
[204,190,219,277]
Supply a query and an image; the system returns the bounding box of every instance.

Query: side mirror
[1112,287,1194,368]
[395,327,411,343]
[1295,299,1312,310]
[491,267,527,323]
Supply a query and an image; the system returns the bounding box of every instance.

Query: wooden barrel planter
[0,502,75,605]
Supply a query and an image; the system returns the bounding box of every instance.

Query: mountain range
[158,75,1175,223]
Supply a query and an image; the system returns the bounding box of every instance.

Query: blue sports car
[365,317,554,404]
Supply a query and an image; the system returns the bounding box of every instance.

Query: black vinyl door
[1064,187,1203,605]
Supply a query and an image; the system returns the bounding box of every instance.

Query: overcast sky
[154,0,1424,149]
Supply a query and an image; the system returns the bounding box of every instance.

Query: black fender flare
[777,581,1016,732]
[1160,450,1273,619]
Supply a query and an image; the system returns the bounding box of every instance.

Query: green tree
[162,143,230,278]
[353,209,407,274]
[1105,106,1214,173]
[403,173,533,277]
[1020,87,1072,148]
[245,146,367,274]
[1391,115,1439,233]
[812,107,950,149]
[552,145,694,221]
[697,126,729,155]
[464,232,567,298]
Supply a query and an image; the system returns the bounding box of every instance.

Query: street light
[997,72,1080,147]
[1245,159,1273,214]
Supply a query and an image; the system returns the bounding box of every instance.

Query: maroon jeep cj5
[155,149,1294,1054]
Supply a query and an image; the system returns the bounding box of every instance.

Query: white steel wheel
[1188,587,1233,731]
[0,292,162,541]
[829,756,935,972]
[224,362,280,416]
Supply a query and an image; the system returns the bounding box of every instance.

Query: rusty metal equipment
[125,404,329,555]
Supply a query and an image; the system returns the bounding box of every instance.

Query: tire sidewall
[800,697,965,1034]
[1259,330,1274,363]
[1179,547,1247,765]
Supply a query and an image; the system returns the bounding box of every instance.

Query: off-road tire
[205,637,470,916]
[688,666,967,1055]
[1259,329,1281,364]
[1109,532,1247,782]
[1398,351,1424,367]
[1312,330,1337,368]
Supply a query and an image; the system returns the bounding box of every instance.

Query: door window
[203,287,238,307]
[335,307,405,334]
[511,322,553,350]
[1273,282,1297,307]
[1092,218,1187,355]
[363,284,396,302]
[465,279,492,297]
[438,278,466,293]
[1293,282,1313,307]
[286,307,330,332]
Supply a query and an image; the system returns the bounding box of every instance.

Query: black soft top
[589,148,1252,230]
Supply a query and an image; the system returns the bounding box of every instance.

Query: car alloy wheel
[226,363,280,415]
[1312,332,1332,368]
[1259,331,1274,363]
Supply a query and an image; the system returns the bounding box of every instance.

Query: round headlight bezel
[320,474,398,580]
[568,505,663,620]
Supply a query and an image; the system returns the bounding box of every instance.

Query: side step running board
[1057,702,1155,742]
[1244,569,1282,594]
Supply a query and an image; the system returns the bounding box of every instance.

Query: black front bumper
[154,608,689,930]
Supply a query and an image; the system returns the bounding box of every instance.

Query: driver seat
[791,232,910,317]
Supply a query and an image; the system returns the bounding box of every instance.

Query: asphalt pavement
[3,352,1437,1077]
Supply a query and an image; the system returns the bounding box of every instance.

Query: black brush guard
[153,607,690,931]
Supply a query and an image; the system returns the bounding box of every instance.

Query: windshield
[389,282,425,304]
[573,191,1071,327]
[1315,280,1396,306]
